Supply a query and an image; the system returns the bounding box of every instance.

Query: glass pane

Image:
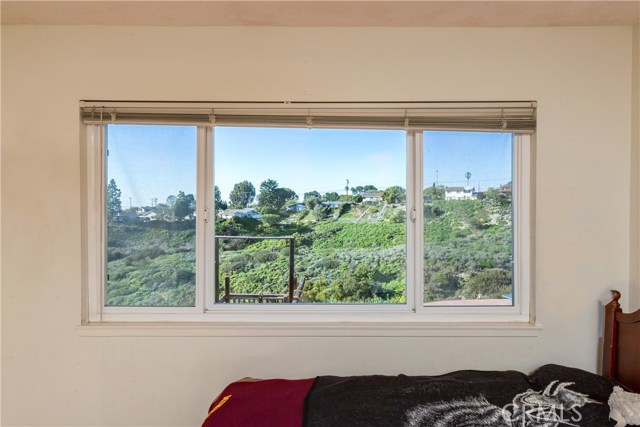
[105,125,197,307]
[423,131,513,306]
[214,127,406,304]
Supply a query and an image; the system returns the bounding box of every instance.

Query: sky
[106,125,512,208]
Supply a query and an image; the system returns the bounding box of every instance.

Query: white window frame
[84,103,534,326]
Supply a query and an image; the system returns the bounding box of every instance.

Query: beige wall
[1,26,635,426]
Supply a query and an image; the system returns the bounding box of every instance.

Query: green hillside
[106,191,512,306]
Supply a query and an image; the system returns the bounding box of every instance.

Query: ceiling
[1,0,639,27]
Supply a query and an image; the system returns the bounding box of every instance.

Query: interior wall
[1,26,634,427]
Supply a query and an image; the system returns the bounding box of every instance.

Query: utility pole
[129,197,132,209]
[345,179,350,197]
[436,170,439,186]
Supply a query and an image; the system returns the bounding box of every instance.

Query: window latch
[411,207,417,223]
[203,208,209,224]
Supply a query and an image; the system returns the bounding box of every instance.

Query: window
[213,127,407,305]
[105,125,197,307]
[84,102,534,324]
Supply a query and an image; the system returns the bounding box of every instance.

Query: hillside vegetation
[106,190,512,306]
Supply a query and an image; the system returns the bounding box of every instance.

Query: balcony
[214,235,304,304]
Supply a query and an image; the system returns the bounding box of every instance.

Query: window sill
[75,322,543,337]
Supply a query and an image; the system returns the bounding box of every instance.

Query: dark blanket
[202,365,615,427]
[305,365,615,427]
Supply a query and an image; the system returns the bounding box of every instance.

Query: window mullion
[405,130,422,312]
[87,124,106,322]
[411,131,425,312]
[513,134,532,322]
[197,127,214,313]
[203,127,216,312]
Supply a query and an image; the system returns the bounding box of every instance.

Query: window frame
[84,102,534,325]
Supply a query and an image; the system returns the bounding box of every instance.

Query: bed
[202,291,640,427]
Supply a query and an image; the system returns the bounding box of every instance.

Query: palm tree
[465,172,471,187]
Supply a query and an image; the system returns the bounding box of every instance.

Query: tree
[154,202,172,220]
[166,195,177,207]
[258,180,297,212]
[304,191,321,202]
[381,186,406,204]
[106,179,122,221]
[261,214,281,228]
[463,268,512,299]
[258,179,279,210]
[229,181,255,208]
[363,185,378,192]
[352,186,364,195]
[275,187,297,208]
[174,191,195,219]
[424,184,445,202]
[465,171,472,186]
[305,196,321,210]
[337,264,374,301]
[483,187,510,207]
[313,204,329,220]
[214,186,228,213]
[324,192,340,202]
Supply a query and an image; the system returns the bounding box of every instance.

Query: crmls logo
[502,403,584,427]
[404,381,598,427]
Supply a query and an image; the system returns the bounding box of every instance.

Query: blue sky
[423,131,512,190]
[106,125,511,208]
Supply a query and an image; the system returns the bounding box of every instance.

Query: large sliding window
[84,102,534,323]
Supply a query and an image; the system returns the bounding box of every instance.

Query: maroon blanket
[201,378,315,427]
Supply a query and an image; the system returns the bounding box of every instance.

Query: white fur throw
[609,386,640,427]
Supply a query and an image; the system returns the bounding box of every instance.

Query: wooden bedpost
[602,290,622,379]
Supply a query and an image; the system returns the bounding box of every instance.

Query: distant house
[218,208,261,220]
[286,203,307,213]
[361,191,382,203]
[445,186,477,200]
[322,201,344,208]
[113,212,138,223]
[139,211,159,222]
[499,184,512,195]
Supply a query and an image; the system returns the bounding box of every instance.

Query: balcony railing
[214,235,299,303]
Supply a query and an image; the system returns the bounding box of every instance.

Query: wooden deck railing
[214,235,300,304]
[220,276,306,304]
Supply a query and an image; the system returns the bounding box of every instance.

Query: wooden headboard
[602,290,640,393]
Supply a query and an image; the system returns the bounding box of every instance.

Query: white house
[218,208,262,220]
[445,186,477,200]
[139,211,159,222]
[361,191,382,203]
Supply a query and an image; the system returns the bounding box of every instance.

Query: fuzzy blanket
[202,365,616,427]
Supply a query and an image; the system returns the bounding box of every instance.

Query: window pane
[423,131,513,306]
[214,127,406,304]
[105,125,197,307]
